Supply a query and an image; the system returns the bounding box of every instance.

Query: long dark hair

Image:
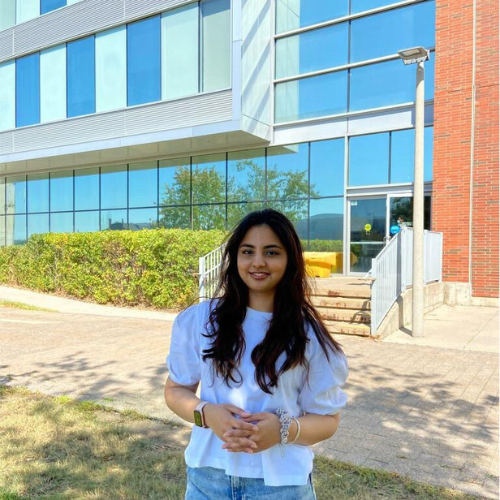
[202,209,343,394]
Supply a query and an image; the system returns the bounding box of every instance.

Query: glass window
[351,0,411,15]
[75,211,99,232]
[0,216,5,246]
[0,61,15,131]
[50,212,73,233]
[193,204,226,230]
[227,202,265,230]
[0,178,5,215]
[27,173,49,213]
[159,206,191,229]
[16,0,39,23]
[269,199,308,239]
[351,2,435,63]
[159,157,191,207]
[67,36,95,118]
[161,4,199,100]
[40,44,66,123]
[6,176,27,214]
[95,26,127,112]
[267,143,309,200]
[227,149,266,202]
[275,70,348,123]
[101,209,127,231]
[276,23,348,79]
[41,0,66,15]
[16,53,40,127]
[192,153,226,204]
[390,129,414,184]
[0,0,16,31]
[310,139,344,197]
[28,213,49,238]
[6,214,27,245]
[128,208,158,230]
[101,165,127,210]
[129,161,158,208]
[127,16,161,106]
[50,171,73,212]
[424,126,433,182]
[309,197,344,259]
[201,0,231,92]
[276,0,348,34]
[424,51,435,101]
[349,132,389,186]
[75,168,99,211]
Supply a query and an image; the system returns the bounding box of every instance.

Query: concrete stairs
[310,278,372,336]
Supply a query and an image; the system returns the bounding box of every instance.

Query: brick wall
[433,0,499,297]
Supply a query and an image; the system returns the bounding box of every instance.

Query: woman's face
[237,224,288,305]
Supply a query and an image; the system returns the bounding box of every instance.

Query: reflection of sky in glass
[192,153,226,204]
[269,199,308,239]
[349,133,389,186]
[310,197,344,241]
[9,214,26,244]
[129,208,158,229]
[75,211,99,232]
[351,0,412,14]
[101,209,127,230]
[101,165,127,210]
[390,129,414,184]
[159,158,190,206]
[50,171,73,212]
[350,198,386,241]
[424,126,433,181]
[28,213,49,238]
[50,212,73,233]
[227,202,265,229]
[27,174,49,213]
[7,176,27,214]
[129,161,158,208]
[351,2,435,63]
[310,139,344,197]
[75,168,99,211]
[0,179,4,215]
[227,149,265,202]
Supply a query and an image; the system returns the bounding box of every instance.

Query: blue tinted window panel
[50,212,73,233]
[424,126,433,181]
[227,149,266,202]
[425,53,435,101]
[101,165,127,210]
[351,2,435,63]
[128,208,158,230]
[7,214,27,245]
[27,173,49,213]
[6,176,27,214]
[16,53,40,127]
[309,197,344,253]
[50,171,73,212]
[101,209,127,230]
[349,60,414,112]
[75,211,99,232]
[227,202,265,229]
[390,129,414,184]
[0,216,5,246]
[310,139,344,197]
[193,204,226,230]
[159,206,191,229]
[28,214,49,238]
[275,71,348,123]
[67,36,96,117]
[129,162,158,208]
[349,133,390,186]
[159,158,191,207]
[192,154,226,204]
[0,178,5,215]
[75,168,99,211]
[127,16,161,106]
[41,0,66,14]
[268,200,308,238]
[351,0,431,15]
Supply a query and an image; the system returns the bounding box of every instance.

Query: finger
[224,404,251,418]
[241,412,268,421]
[231,418,259,432]
[222,441,256,453]
[223,429,254,438]
[223,436,257,449]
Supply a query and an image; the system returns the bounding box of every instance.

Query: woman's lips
[249,272,270,280]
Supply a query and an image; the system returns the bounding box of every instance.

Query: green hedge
[0,230,225,309]
[305,240,343,252]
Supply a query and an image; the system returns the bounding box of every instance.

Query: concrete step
[313,287,371,299]
[324,320,371,337]
[317,306,371,324]
[312,295,371,311]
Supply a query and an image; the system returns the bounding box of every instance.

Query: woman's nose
[252,253,265,267]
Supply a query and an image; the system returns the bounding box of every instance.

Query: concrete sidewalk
[0,286,498,499]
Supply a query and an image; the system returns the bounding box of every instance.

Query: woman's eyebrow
[239,243,282,249]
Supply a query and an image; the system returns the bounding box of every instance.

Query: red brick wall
[433,0,499,297]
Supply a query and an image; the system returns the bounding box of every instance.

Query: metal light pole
[397,46,429,338]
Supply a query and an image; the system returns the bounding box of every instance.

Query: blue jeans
[185,466,316,500]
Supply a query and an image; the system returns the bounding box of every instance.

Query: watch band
[194,401,209,428]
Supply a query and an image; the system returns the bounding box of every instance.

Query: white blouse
[167,300,348,487]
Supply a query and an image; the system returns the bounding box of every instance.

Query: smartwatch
[194,401,210,428]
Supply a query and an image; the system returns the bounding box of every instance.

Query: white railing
[370,228,443,335]
[199,245,225,301]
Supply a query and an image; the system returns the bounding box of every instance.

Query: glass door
[348,197,387,273]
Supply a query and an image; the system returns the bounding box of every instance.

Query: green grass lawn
[0,300,57,312]
[0,387,476,500]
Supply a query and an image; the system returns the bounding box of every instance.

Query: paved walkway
[0,286,498,499]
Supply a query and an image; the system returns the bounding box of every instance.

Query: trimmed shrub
[0,229,225,309]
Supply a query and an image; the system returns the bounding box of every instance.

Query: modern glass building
[0,0,498,294]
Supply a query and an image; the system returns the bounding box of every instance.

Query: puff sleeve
[297,341,348,415]
[166,304,203,386]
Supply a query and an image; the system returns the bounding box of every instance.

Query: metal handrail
[198,244,225,301]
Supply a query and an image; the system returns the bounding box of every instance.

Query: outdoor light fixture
[397,46,430,65]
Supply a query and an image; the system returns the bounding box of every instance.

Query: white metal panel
[0,28,13,60]
[40,45,67,123]
[0,131,14,154]
[0,61,15,131]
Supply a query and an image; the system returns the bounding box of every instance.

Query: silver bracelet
[289,416,301,444]
[274,408,292,456]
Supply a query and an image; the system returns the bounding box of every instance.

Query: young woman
[164,209,348,499]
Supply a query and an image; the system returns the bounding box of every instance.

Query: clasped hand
[203,403,280,454]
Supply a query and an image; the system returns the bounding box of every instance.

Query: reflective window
[16,0,39,24]
[201,0,231,92]
[0,178,5,215]
[309,197,344,260]
[129,208,158,230]
[6,176,27,214]
[349,133,389,186]
[129,161,158,208]
[424,126,433,182]
[67,36,95,117]
[227,149,266,202]
[159,206,191,229]
[275,71,348,122]
[40,45,66,123]
[269,199,308,239]
[127,16,161,106]
[390,129,414,184]
[27,173,49,213]
[227,202,265,230]
[192,153,226,204]
[351,2,435,63]
[310,139,344,197]
[267,143,309,200]
[193,204,226,230]
[0,0,16,31]
[101,209,127,230]
[276,23,348,79]
[0,61,15,131]
[7,214,27,245]
[352,0,413,15]
[41,0,66,15]
[28,213,49,238]
[50,212,73,233]
[0,217,5,246]
[161,4,199,100]
[101,165,127,210]
[16,53,40,127]
[50,171,73,212]
[75,168,99,211]
[159,158,191,207]
[276,0,348,34]
[75,211,99,232]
